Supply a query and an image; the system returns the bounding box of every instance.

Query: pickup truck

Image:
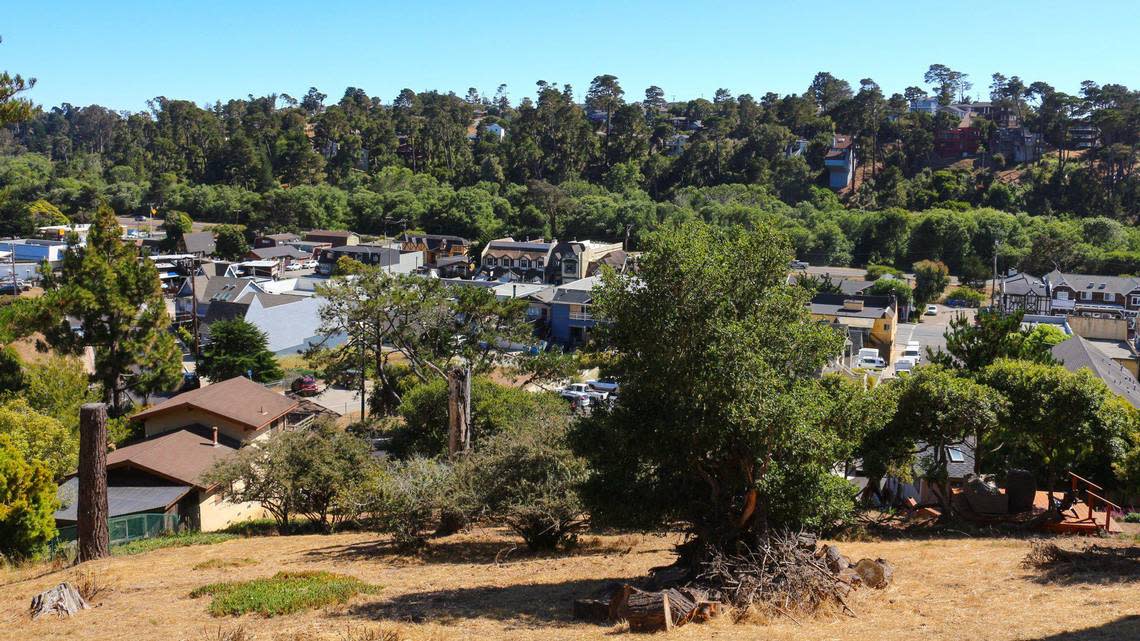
[561,383,608,403]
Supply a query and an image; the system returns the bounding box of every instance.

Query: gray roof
[1051,335,1140,408]
[181,231,216,256]
[809,293,895,319]
[552,276,601,305]
[250,246,310,260]
[199,277,260,304]
[486,240,554,252]
[915,436,976,480]
[54,477,191,523]
[1002,272,1047,297]
[1045,269,1140,296]
[838,279,875,296]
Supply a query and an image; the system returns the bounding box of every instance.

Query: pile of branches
[574,530,893,632]
[693,531,865,618]
[1022,540,1140,575]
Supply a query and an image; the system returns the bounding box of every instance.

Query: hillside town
[3,6,1140,639]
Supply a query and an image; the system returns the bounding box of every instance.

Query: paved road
[885,306,976,377]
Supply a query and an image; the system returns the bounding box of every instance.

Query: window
[536,259,544,268]
[946,448,966,463]
[563,258,579,275]
[882,323,891,331]
[484,256,496,266]
[520,257,530,269]
[1080,290,1092,301]
[1131,295,1140,306]
[503,258,514,268]
[1056,291,1069,300]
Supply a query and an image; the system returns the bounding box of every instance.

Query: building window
[503,257,514,268]
[1080,290,1092,301]
[883,323,891,331]
[536,259,544,268]
[947,448,966,463]
[520,257,530,269]
[484,256,496,266]
[563,258,578,275]
[1056,290,1069,300]
[1131,295,1140,306]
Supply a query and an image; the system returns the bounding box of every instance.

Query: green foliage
[211,224,250,261]
[0,346,22,395]
[459,416,586,550]
[867,277,914,306]
[912,259,950,307]
[928,309,1025,372]
[112,531,236,556]
[0,399,76,479]
[5,205,180,414]
[205,425,375,533]
[198,319,283,383]
[944,286,986,307]
[573,221,852,549]
[366,457,456,549]
[21,355,96,432]
[190,571,380,617]
[0,434,57,559]
[393,377,567,458]
[1018,325,1067,362]
[865,263,902,281]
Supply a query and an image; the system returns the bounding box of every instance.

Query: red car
[290,375,320,397]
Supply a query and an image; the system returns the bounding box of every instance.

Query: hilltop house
[825,134,856,190]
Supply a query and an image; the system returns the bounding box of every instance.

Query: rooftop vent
[842,299,865,312]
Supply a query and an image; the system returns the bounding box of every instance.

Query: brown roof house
[304,229,360,246]
[58,377,301,532]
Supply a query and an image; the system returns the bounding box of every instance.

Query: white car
[303,259,318,269]
[901,345,922,363]
[894,356,917,373]
[789,260,809,270]
[561,383,608,403]
[925,304,939,315]
[285,262,303,271]
[588,378,620,393]
[857,356,886,369]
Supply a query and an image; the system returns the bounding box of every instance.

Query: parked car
[0,281,29,295]
[856,347,880,361]
[285,262,303,271]
[901,345,922,363]
[588,378,620,393]
[290,375,320,397]
[561,383,608,403]
[789,260,809,270]
[134,214,147,221]
[893,356,917,373]
[177,372,201,393]
[924,304,939,315]
[857,355,886,369]
[303,259,318,269]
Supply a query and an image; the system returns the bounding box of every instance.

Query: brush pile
[573,530,893,632]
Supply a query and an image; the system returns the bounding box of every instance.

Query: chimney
[211,426,218,447]
[842,299,864,312]
[259,405,267,415]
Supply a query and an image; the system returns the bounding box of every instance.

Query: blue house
[549,276,601,347]
[825,134,856,190]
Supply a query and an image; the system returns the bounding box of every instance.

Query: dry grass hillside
[1,528,1137,641]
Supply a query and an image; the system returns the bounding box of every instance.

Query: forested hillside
[3,67,1140,276]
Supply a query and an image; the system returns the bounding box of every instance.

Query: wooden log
[573,598,612,623]
[620,588,673,632]
[647,563,689,590]
[77,403,109,563]
[30,583,89,620]
[824,545,850,573]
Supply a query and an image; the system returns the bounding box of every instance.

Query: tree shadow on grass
[1019,616,1140,641]
[337,576,632,625]
[302,535,651,566]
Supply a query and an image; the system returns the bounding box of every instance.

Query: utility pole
[9,246,16,294]
[991,239,1000,310]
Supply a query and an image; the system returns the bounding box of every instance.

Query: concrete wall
[1067,315,1129,341]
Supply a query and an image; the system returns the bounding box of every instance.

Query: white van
[894,356,917,373]
[901,345,922,363]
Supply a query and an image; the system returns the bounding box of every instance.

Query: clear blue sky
[5,0,1137,112]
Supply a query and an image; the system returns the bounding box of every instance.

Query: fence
[52,513,183,553]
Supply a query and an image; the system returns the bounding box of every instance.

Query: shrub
[0,434,57,559]
[459,422,587,551]
[190,571,380,617]
[368,457,457,550]
[865,263,902,281]
[944,286,986,307]
[1124,512,1140,524]
[112,531,235,556]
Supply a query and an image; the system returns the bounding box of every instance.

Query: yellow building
[808,293,899,356]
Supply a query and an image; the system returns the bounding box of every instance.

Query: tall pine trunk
[78,403,110,562]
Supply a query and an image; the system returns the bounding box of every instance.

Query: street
[884,305,976,377]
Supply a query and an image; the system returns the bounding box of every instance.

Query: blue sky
[5,0,1137,111]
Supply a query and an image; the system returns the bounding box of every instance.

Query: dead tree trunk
[447,365,472,455]
[77,403,109,562]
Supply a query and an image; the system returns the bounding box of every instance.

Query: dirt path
[1,529,1137,641]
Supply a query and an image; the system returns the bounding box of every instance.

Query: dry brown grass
[1,528,1138,640]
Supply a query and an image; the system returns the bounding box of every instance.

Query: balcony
[568,311,594,322]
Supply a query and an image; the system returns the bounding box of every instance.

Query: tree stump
[77,403,109,562]
[30,583,89,620]
[607,585,711,632]
[853,558,894,589]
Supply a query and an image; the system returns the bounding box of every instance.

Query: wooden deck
[1033,491,1122,535]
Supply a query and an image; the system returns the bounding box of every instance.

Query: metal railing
[51,512,183,554]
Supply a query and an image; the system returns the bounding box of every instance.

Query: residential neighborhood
[3,5,1140,639]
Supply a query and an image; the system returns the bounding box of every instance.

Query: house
[546,240,624,285]
[1043,269,1140,319]
[304,230,360,246]
[175,275,266,323]
[316,244,423,276]
[485,122,506,141]
[994,127,1043,163]
[402,233,471,276]
[586,249,638,277]
[665,134,690,157]
[908,97,941,115]
[825,134,856,190]
[1068,122,1100,149]
[35,224,91,243]
[247,245,312,272]
[809,293,898,357]
[1051,335,1140,408]
[934,126,982,157]
[549,276,602,346]
[203,291,337,355]
[179,231,216,258]
[253,232,301,249]
[998,272,1051,315]
[56,377,305,532]
[478,238,555,282]
[843,437,978,507]
[785,138,809,157]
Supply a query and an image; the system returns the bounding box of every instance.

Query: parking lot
[883,305,976,377]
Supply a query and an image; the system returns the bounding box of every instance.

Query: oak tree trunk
[77,403,110,562]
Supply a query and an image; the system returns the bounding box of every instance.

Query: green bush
[0,434,57,559]
[190,571,380,617]
[1123,512,1140,524]
[865,263,902,281]
[459,421,587,551]
[944,286,986,307]
[367,457,458,550]
[393,377,568,458]
[112,531,235,556]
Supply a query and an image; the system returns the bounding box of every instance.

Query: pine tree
[198,319,283,383]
